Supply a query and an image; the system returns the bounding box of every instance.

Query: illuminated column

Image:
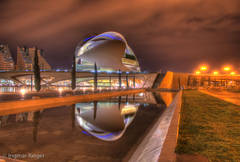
[118,69,121,89]
[126,73,129,89]
[31,74,33,91]
[109,76,111,89]
[94,63,98,92]
[118,96,121,110]
[133,75,135,88]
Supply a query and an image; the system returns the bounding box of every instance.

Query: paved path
[199,90,240,106]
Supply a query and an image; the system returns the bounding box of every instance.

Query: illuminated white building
[75,32,140,72]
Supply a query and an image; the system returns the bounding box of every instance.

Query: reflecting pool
[0,91,176,161]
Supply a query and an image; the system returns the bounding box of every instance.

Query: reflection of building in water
[0,115,9,128]
[158,92,174,107]
[16,113,28,122]
[0,111,37,128]
[75,101,138,141]
[0,44,14,71]
[75,32,140,72]
[16,46,51,71]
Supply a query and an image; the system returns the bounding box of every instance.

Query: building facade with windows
[75,32,140,72]
[16,46,51,71]
[0,44,14,71]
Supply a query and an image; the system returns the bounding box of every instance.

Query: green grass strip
[176,90,240,162]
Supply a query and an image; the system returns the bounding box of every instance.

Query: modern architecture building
[0,44,14,71]
[16,46,51,71]
[75,32,140,72]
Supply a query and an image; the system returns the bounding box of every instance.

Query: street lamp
[58,87,63,96]
[230,72,236,75]
[223,66,231,72]
[213,71,219,75]
[195,71,201,75]
[200,66,208,71]
[20,88,26,96]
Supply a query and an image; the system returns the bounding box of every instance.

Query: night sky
[0,0,240,72]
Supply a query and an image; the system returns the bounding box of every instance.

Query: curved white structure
[75,102,138,141]
[75,32,140,72]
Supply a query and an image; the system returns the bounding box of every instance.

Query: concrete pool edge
[127,90,182,162]
[0,89,145,116]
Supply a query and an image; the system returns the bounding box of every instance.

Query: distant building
[0,44,14,71]
[16,46,51,71]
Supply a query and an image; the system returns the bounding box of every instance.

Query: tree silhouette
[34,47,41,92]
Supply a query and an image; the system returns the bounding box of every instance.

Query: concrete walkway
[0,89,144,116]
[199,90,240,106]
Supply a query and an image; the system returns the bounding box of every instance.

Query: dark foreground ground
[176,90,240,161]
[0,103,164,162]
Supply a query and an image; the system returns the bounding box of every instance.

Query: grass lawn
[175,90,240,162]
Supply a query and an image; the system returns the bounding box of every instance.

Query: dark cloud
[0,0,240,72]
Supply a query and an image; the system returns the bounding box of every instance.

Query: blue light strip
[83,35,96,42]
[82,130,91,136]
[95,34,122,41]
[95,132,114,139]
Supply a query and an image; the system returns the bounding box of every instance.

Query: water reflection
[0,86,71,93]
[0,92,177,161]
[75,98,139,141]
[0,92,176,143]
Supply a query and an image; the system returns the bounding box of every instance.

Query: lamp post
[20,88,26,99]
[195,71,201,75]
[200,66,208,72]
[126,73,129,89]
[213,71,218,87]
[223,66,232,88]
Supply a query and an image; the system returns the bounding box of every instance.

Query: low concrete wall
[127,90,183,162]
[158,90,182,162]
[0,89,145,116]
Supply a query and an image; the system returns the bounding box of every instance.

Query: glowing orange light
[223,67,231,71]
[20,88,26,96]
[195,71,201,75]
[213,71,219,75]
[200,66,208,71]
[58,87,63,93]
[230,72,236,75]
